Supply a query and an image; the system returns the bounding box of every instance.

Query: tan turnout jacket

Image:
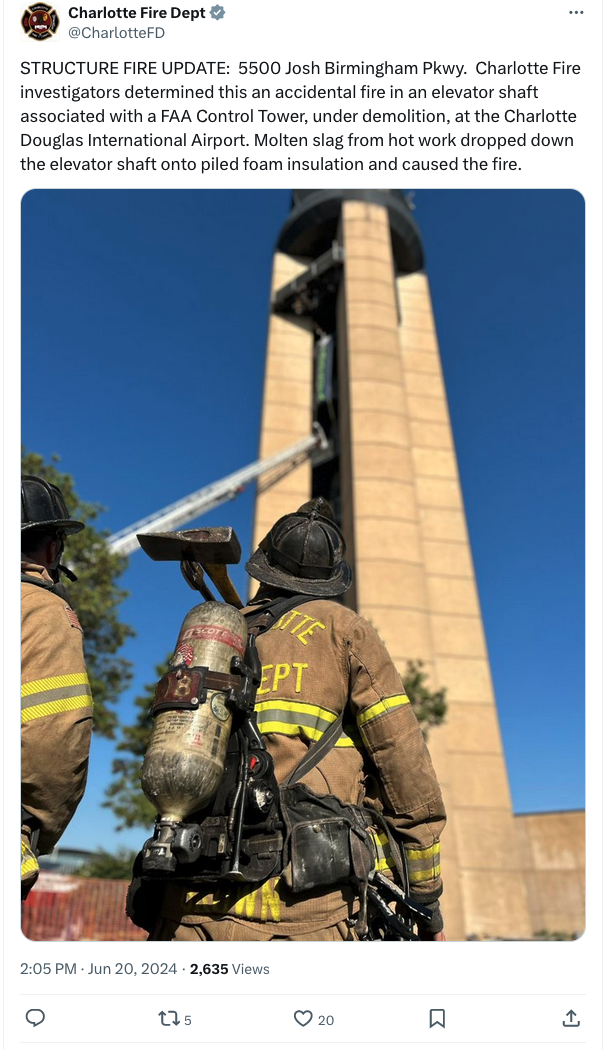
[21,561,93,894]
[162,597,446,935]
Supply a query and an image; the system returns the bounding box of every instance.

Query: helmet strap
[48,536,78,583]
[57,563,78,583]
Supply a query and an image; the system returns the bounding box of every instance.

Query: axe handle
[203,564,243,609]
[181,561,216,602]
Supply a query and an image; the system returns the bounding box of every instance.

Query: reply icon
[429,1009,446,1028]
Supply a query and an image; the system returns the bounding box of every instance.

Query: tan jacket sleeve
[347,617,446,901]
[21,586,93,855]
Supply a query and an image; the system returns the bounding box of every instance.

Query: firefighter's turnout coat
[160,598,446,938]
[21,560,93,896]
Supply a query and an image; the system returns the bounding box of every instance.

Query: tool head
[137,528,241,565]
[138,529,243,608]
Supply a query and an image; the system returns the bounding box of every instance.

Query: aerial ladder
[107,424,329,557]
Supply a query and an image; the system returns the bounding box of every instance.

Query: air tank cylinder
[141,601,247,822]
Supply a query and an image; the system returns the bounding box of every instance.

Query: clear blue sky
[21,189,585,853]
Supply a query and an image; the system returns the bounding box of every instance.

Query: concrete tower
[252,190,532,939]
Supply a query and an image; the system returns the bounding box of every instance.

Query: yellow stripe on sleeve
[21,672,90,697]
[21,838,39,879]
[407,843,441,862]
[409,864,442,883]
[357,693,409,728]
[21,695,93,724]
[407,842,441,883]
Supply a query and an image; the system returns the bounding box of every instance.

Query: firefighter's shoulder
[21,577,84,635]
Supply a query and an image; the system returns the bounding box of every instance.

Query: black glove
[416,899,444,938]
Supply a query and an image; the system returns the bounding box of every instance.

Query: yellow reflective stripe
[256,699,337,720]
[259,720,325,741]
[21,672,90,697]
[258,722,357,747]
[407,842,441,883]
[409,864,441,883]
[256,700,358,748]
[357,693,409,728]
[21,839,39,878]
[368,832,442,881]
[407,843,441,862]
[257,699,336,744]
[368,829,396,872]
[336,723,363,748]
[334,735,356,748]
[21,855,39,878]
[21,695,93,724]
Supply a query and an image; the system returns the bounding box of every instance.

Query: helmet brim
[245,546,352,597]
[21,518,84,536]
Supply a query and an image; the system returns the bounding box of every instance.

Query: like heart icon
[294,1010,313,1027]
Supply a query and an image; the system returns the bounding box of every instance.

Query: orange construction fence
[22,872,146,941]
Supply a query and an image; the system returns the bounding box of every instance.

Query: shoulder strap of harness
[282,710,346,786]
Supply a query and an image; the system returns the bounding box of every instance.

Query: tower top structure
[277,189,424,273]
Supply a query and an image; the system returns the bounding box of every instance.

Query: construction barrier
[22,872,146,941]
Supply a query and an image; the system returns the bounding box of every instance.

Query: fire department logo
[22,4,59,40]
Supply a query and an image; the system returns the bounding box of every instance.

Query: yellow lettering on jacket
[270,609,326,646]
[273,610,299,631]
[293,662,307,691]
[258,666,271,695]
[291,613,314,634]
[272,664,290,692]
[296,620,326,644]
[257,662,309,695]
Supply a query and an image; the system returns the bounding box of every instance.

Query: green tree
[78,848,138,880]
[402,659,447,740]
[104,658,170,830]
[21,450,135,737]
[367,617,448,738]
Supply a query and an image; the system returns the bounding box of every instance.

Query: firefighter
[151,498,446,941]
[21,476,94,900]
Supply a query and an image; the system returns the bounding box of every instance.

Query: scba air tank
[141,602,247,822]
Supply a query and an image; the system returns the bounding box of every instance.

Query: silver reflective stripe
[21,683,92,711]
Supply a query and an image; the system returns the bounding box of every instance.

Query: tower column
[398,271,531,938]
[252,190,535,938]
[339,200,435,669]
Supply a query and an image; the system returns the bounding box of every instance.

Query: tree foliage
[402,660,447,740]
[78,848,138,880]
[21,450,135,737]
[104,658,170,830]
